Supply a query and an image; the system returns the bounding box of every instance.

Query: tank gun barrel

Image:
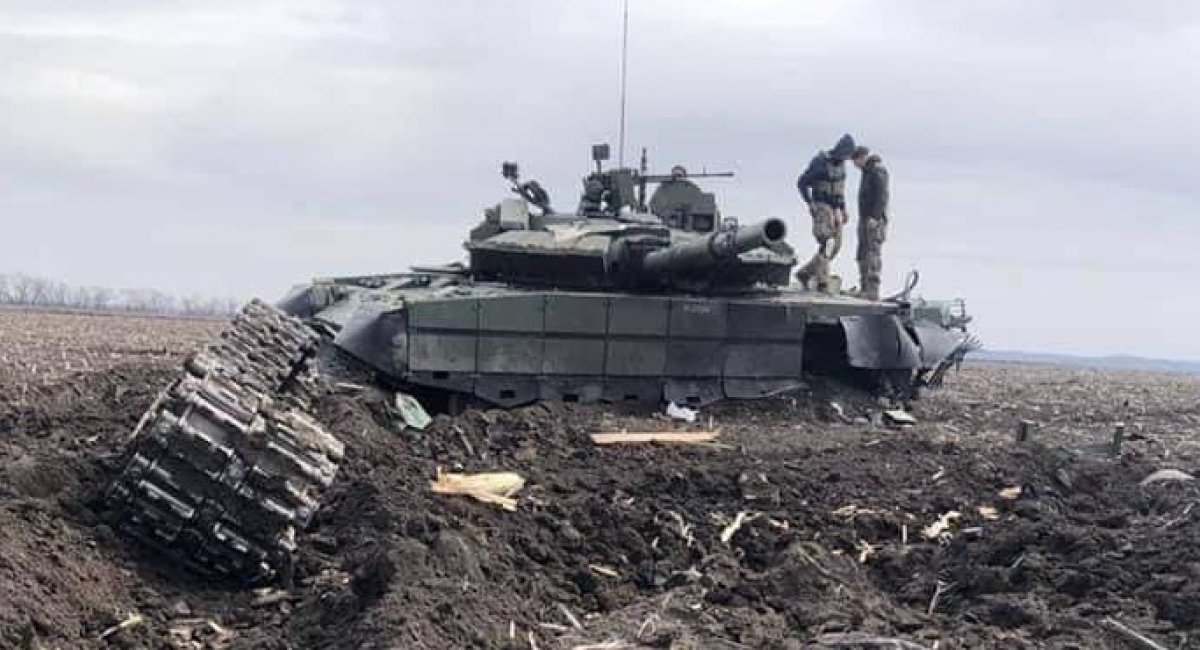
[641,218,787,276]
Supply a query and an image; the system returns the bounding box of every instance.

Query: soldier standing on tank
[851,145,889,301]
[795,134,855,292]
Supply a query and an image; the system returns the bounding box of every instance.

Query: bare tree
[147,289,175,315]
[68,286,91,308]
[30,277,52,305]
[89,286,115,310]
[47,280,69,306]
[0,272,242,317]
[10,274,37,304]
[119,288,152,312]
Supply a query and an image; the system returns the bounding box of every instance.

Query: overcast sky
[1,1,1197,358]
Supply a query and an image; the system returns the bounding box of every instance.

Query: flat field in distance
[0,308,220,385]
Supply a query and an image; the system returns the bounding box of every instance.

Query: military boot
[794,268,813,290]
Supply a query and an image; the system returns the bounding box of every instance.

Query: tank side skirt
[400,294,818,406]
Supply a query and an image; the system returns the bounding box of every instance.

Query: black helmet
[831,133,856,159]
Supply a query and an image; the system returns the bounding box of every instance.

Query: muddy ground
[1,310,1198,649]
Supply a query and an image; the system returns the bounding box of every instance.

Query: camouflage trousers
[796,202,843,291]
[856,216,887,300]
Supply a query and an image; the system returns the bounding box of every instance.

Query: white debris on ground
[393,392,432,430]
[1140,469,1195,486]
[665,402,698,423]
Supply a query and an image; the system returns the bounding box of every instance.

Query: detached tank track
[106,299,343,584]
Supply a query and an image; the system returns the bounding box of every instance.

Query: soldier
[850,146,889,300]
[795,133,855,292]
[649,165,714,228]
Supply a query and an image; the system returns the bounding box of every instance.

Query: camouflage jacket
[858,155,889,220]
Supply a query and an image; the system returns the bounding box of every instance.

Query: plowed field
[1,309,1198,649]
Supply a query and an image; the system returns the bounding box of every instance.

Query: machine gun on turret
[577,144,734,228]
[633,147,733,214]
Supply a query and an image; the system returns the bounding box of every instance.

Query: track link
[107,300,343,583]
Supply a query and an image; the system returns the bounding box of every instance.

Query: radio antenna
[617,0,630,167]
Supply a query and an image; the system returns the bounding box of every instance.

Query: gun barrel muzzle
[641,218,787,275]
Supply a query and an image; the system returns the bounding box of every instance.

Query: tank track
[106,299,343,584]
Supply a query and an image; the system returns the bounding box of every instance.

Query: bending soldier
[795,133,855,292]
[851,146,889,300]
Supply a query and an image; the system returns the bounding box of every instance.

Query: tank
[279,144,976,409]
[105,144,977,584]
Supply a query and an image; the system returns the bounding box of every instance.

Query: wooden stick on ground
[99,613,144,640]
[927,580,951,615]
[588,564,619,578]
[430,469,524,511]
[558,603,584,631]
[590,431,719,445]
[453,425,476,457]
[1101,618,1169,650]
[720,511,759,544]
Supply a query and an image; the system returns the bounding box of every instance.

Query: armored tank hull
[279,274,973,409]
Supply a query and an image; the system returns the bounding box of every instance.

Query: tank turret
[464,145,796,292]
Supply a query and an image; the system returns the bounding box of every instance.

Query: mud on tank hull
[280,276,973,409]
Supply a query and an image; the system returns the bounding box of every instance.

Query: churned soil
[1,309,1198,649]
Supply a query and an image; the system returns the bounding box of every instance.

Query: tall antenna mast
[618,0,630,167]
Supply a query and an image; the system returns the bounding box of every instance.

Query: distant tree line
[0,273,242,318]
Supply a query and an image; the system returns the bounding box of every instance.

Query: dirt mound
[0,364,183,649]
[2,346,1199,648]
[231,388,1200,649]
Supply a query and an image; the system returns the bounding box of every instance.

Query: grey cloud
[878,0,1200,41]
[0,1,1196,358]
